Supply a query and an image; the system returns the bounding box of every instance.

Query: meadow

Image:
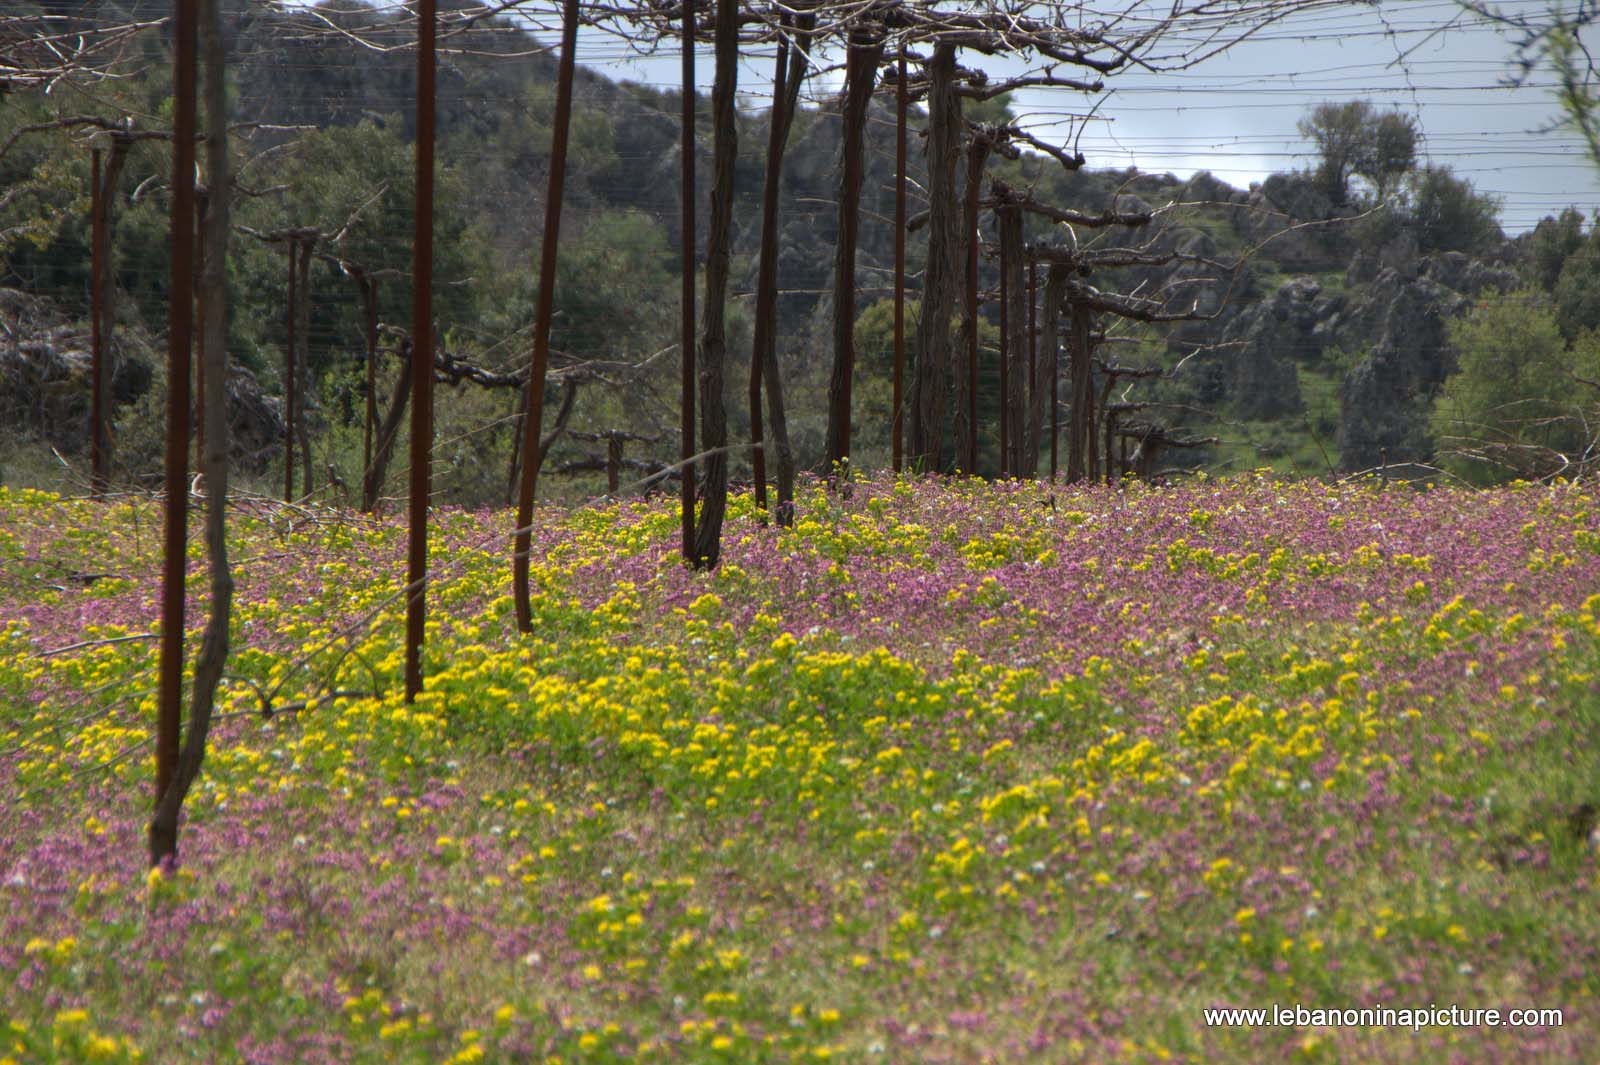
[2,472,1597,1063]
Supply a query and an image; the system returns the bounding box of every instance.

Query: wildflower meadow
[2,473,1597,1063]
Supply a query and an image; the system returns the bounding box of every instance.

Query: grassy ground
[2,473,1597,1063]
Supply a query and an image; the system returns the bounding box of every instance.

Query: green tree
[965,92,1017,128]
[1362,110,1420,200]
[1552,219,1600,339]
[1431,291,1598,484]
[1297,101,1418,205]
[1408,165,1502,253]
[1528,207,1586,292]
[1299,101,1371,205]
[231,119,476,377]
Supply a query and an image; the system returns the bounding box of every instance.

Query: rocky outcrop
[1217,276,1335,420]
[1335,268,1470,471]
[0,288,148,448]
[1421,251,1519,297]
[1,288,281,475]
[1239,172,1361,272]
[1169,231,1507,467]
[224,366,287,474]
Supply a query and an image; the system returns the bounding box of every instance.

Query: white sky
[546,0,1600,233]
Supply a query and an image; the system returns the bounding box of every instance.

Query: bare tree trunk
[283,237,296,501]
[1031,264,1068,479]
[362,340,410,513]
[538,376,578,470]
[749,32,784,519]
[1102,380,1117,484]
[193,187,208,465]
[678,0,696,563]
[998,217,1008,478]
[90,148,105,495]
[824,25,884,470]
[504,383,525,508]
[152,0,232,866]
[763,15,812,526]
[892,45,907,473]
[358,272,377,488]
[955,135,989,475]
[998,201,1024,476]
[694,0,737,569]
[1067,297,1092,483]
[910,43,961,473]
[90,136,129,495]
[294,237,315,498]
[151,0,201,867]
[750,14,809,525]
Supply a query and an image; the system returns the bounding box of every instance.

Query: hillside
[2,0,1593,494]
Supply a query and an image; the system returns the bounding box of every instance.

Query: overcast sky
[547,0,1599,233]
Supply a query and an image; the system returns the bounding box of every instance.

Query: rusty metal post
[961,141,985,474]
[680,0,697,562]
[1052,301,1062,484]
[155,0,198,830]
[283,236,296,502]
[361,273,377,483]
[194,187,208,464]
[404,0,436,703]
[607,433,622,494]
[892,45,906,474]
[90,148,107,497]
[1067,297,1089,483]
[998,240,1008,478]
[1104,400,1116,486]
[513,0,580,633]
[1028,258,1036,477]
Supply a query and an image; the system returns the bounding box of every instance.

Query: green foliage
[1549,218,1600,340]
[1408,165,1503,254]
[0,95,86,269]
[964,92,1017,128]
[475,208,675,363]
[1364,110,1420,200]
[1297,100,1418,205]
[1528,208,1587,292]
[230,119,476,378]
[852,296,919,370]
[1431,291,1599,484]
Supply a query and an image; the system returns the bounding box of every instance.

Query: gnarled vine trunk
[824,25,884,471]
[693,0,738,568]
[910,44,961,473]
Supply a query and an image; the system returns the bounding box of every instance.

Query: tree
[1362,109,1420,200]
[1297,100,1418,205]
[151,0,231,867]
[512,0,579,633]
[1528,207,1586,292]
[749,14,812,526]
[1431,291,1599,484]
[909,43,963,473]
[1527,208,1600,340]
[1298,101,1372,205]
[693,0,737,568]
[1408,164,1502,253]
